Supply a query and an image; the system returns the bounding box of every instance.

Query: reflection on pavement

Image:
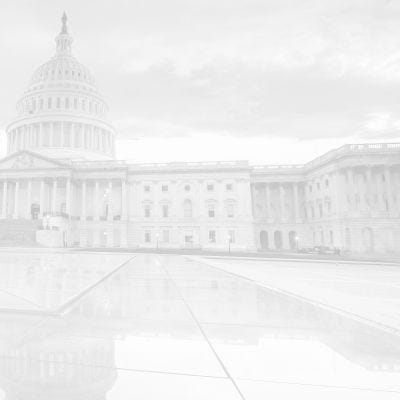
[0,254,399,399]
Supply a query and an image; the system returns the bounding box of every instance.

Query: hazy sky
[1,0,400,163]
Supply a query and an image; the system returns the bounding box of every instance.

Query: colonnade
[253,182,302,223]
[344,166,396,214]
[0,178,128,221]
[7,121,114,156]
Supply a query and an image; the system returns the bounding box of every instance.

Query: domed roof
[29,55,96,88]
[26,12,97,92]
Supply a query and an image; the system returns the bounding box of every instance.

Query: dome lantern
[55,12,73,56]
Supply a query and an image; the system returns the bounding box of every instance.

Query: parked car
[312,246,341,255]
[298,246,340,255]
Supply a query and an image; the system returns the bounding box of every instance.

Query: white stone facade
[1,15,399,254]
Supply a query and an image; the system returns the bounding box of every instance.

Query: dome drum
[7,119,115,158]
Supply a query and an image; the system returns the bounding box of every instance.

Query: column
[293,183,299,223]
[265,183,272,222]
[65,178,71,217]
[279,184,285,222]
[94,180,99,220]
[332,170,343,216]
[1,181,7,219]
[365,167,373,213]
[13,181,19,219]
[39,180,45,217]
[107,181,113,221]
[346,168,354,213]
[250,184,257,217]
[49,122,54,147]
[81,180,87,220]
[60,121,64,147]
[384,166,393,213]
[51,178,57,214]
[121,179,127,220]
[26,180,32,219]
[71,123,75,148]
[39,123,43,146]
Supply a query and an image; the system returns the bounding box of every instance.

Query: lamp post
[227,234,231,253]
[44,214,50,230]
[295,235,299,252]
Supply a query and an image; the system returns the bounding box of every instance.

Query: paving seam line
[186,256,400,338]
[57,255,136,314]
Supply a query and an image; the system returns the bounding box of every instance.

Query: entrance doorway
[260,230,269,250]
[31,203,40,219]
[289,231,297,250]
[362,227,374,252]
[274,230,283,250]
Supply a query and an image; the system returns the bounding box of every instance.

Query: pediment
[0,151,70,170]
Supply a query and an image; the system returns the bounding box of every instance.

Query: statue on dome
[61,11,68,34]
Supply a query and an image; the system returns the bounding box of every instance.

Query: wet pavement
[0,252,399,399]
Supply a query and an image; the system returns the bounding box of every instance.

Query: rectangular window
[227,204,234,218]
[162,204,169,218]
[207,184,214,191]
[226,183,233,191]
[144,185,150,192]
[162,185,168,192]
[145,230,151,243]
[162,230,170,243]
[144,205,151,218]
[209,230,216,243]
[229,230,235,244]
[208,204,215,218]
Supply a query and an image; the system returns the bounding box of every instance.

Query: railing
[305,142,400,170]
[73,160,127,168]
[130,160,249,170]
[253,143,400,174]
[252,164,305,173]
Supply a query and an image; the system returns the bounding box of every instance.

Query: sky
[0,0,400,164]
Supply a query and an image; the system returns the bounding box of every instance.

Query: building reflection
[0,260,399,398]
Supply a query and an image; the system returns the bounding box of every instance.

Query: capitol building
[0,14,399,254]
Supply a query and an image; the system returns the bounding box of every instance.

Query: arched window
[183,199,192,218]
[274,231,283,250]
[65,98,70,109]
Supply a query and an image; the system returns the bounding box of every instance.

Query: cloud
[1,0,400,159]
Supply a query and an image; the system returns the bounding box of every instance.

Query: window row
[143,229,236,244]
[308,179,330,193]
[143,202,235,219]
[19,96,106,117]
[143,183,235,193]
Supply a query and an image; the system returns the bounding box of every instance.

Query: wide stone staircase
[0,219,42,247]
